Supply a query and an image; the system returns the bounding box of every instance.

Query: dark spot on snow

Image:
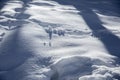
[29,2,55,7]
[15,13,31,19]
[43,42,46,46]
[36,57,52,66]
[50,71,59,80]
[113,75,120,80]
[49,41,52,47]
[45,26,65,40]
[14,8,26,12]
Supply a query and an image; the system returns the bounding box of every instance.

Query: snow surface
[0,0,120,80]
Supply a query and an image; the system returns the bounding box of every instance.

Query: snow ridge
[0,0,120,80]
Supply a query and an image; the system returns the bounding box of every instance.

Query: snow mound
[79,65,120,80]
[0,0,120,80]
[49,56,120,80]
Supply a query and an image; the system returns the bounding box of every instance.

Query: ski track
[0,0,120,80]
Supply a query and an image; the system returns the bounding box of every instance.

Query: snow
[79,65,120,80]
[96,12,120,37]
[0,0,120,80]
[0,0,23,17]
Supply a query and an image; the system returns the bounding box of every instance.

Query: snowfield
[0,0,120,80]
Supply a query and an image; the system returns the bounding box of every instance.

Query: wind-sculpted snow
[51,56,120,80]
[0,0,120,80]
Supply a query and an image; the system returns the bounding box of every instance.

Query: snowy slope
[0,0,120,80]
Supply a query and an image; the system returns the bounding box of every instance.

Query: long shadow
[0,0,33,71]
[0,28,33,80]
[53,0,120,60]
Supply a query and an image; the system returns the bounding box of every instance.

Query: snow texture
[0,0,120,80]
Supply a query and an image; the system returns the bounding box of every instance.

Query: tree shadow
[53,0,120,60]
[0,27,32,71]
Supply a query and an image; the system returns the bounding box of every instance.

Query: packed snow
[0,0,120,80]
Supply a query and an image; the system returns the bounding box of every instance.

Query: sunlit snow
[0,0,120,80]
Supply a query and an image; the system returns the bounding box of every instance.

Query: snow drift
[0,0,120,80]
